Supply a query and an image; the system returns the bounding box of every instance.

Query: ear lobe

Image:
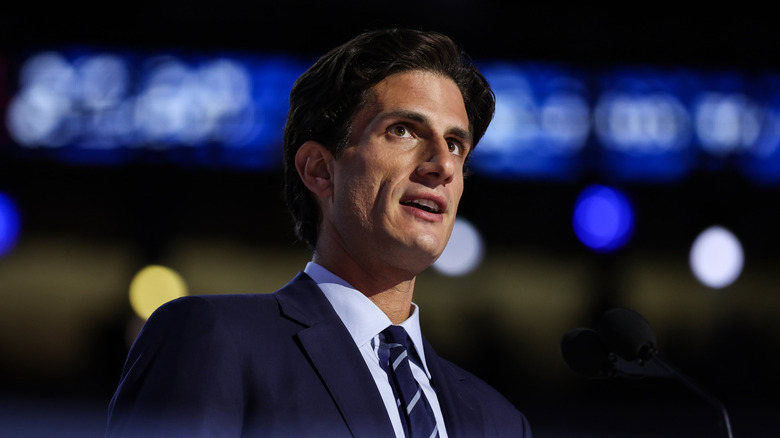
[295,141,334,198]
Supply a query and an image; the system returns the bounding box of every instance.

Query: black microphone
[561,308,734,438]
[560,325,667,380]
[560,327,614,379]
[598,308,657,364]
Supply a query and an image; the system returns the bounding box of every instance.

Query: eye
[390,124,412,138]
[448,141,463,156]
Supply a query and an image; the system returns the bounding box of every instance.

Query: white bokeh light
[689,226,744,289]
[594,91,690,153]
[433,218,484,276]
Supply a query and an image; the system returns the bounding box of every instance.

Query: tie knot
[382,325,411,349]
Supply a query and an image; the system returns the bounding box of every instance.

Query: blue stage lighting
[5,50,306,170]
[593,68,697,183]
[470,62,590,181]
[572,184,634,253]
[0,193,21,256]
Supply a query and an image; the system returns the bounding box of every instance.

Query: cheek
[452,179,465,205]
[338,150,411,213]
[361,158,406,199]
[341,173,385,221]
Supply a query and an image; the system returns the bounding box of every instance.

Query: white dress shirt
[304,262,448,438]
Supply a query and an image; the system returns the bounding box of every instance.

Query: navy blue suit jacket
[107,272,531,437]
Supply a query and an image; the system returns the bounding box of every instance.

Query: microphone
[560,324,668,380]
[561,308,734,438]
[598,308,657,364]
[560,327,614,379]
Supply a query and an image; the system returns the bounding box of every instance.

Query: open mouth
[400,199,441,214]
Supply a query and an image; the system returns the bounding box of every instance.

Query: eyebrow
[384,109,473,146]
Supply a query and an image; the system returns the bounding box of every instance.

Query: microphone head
[598,308,657,362]
[560,327,614,379]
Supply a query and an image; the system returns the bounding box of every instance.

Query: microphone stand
[562,311,736,438]
[597,308,734,438]
[612,353,735,438]
[651,356,734,438]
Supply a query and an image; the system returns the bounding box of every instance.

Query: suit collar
[303,262,433,377]
[274,272,332,326]
[274,272,395,438]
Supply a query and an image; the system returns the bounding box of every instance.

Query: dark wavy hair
[283,28,495,248]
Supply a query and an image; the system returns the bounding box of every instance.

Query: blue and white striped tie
[379,325,438,438]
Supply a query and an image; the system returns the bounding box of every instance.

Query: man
[107,28,532,437]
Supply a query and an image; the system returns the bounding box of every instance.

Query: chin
[410,244,445,269]
[382,231,446,268]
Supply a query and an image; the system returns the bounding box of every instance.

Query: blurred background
[1,2,779,437]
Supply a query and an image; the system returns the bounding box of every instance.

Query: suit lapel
[423,338,481,438]
[275,273,395,438]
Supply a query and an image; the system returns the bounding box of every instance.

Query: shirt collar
[304,262,430,374]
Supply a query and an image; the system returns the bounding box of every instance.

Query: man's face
[320,70,472,275]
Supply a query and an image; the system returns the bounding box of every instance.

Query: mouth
[400,198,442,214]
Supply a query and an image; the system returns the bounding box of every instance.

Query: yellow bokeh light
[129,265,188,320]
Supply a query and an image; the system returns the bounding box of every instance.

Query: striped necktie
[379,325,439,438]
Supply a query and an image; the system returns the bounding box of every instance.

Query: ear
[295,141,334,199]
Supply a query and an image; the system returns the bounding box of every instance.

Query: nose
[415,138,457,185]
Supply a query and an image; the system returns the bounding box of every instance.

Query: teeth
[408,199,439,213]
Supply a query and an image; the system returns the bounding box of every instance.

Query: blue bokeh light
[5,50,306,170]
[573,185,634,252]
[7,49,780,186]
[0,193,22,256]
[470,62,590,181]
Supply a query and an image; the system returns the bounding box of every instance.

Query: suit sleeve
[106,296,246,438]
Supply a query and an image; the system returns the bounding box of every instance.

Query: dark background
[1,2,779,437]
[4,2,778,69]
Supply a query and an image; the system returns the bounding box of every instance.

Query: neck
[312,251,418,325]
[364,277,416,325]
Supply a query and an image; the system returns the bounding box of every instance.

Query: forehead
[357,70,469,133]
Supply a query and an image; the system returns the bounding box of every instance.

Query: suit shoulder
[139,273,315,343]
[150,291,280,319]
[135,293,281,344]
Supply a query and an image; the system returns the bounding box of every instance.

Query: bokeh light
[0,192,22,257]
[471,63,590,181]
[129,265,188,320]
[689,225,744,289]
[433,217,484,276]
[5,50,302,169]
[573,184,635,253]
